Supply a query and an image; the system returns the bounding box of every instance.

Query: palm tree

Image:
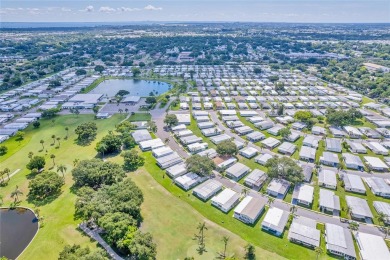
[314,246,323,260]
[40,139,45,150]
[3,168,10,181]
[28,151,34,159]
[65,127,69,139]
[125,108,129,113]
[11,185,23,203]
[218,236,230,259]
[97,143,107,159]
[241,187,249,197]
[34,207,40,218]
[57,164,67,179]
[118,108,123,114]
[56,137,61,147]
[51,135,56,145]
[50,154,56,166]
[349,221,359,231]
[290,205,298,218]
[382,226,390,239]
[147,121,158,133]
[164,137,170,144]
[377,212,388,225]
[267,197,275,207]
[73,158,79,167]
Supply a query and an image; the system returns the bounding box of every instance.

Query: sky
[0,0,389,23]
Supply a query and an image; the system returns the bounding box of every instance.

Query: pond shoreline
[0,207,39,260]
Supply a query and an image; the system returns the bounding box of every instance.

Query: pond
[0,208,39,259]
[89,79,171,97]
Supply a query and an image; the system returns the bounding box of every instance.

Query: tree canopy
[164,114,178,127]
[95,133,122,155]
[186,155,216,177]
[58,244,108,260]
[326,108,363,126]
[75,122,98,143]
[26,155,46,171]
[115,121,137,134]
[265,156,304,185]
[72,159,126,189]
[216,140,238,156]
[122,150,145,171]
[28,171,64,199]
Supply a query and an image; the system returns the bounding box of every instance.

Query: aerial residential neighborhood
[1,1,390,260]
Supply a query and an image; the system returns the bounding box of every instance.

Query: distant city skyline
[1,0,389,23]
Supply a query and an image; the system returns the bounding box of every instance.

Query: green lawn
[141,151,335,260]
[0,114,126,260]
[128,112,152,122]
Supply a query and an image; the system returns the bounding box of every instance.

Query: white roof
[211,188,238,205]
[262,207,289,233]
[355,232,390,260]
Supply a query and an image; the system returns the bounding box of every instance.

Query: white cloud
[61,7,72,12]
[99,6,116,13]
[80,5,94,12]
[144,5,162,11]
[119,7,141,12]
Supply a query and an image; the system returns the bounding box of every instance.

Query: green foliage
[0,145,8,156]
[125,231,157,260]
[186,155,216,177]
[26,155,46,171]
[41,108,60,118]
[268,75,279,82]
[15,131,25,141]
[132,67,141,76]
[216,140,238,156]
[279,127,291,140]
[122,150,145,171]
[145,96,157,104]
[277,104,284,115]
[294,110,312,122]
[94,65,105,73]
[58,244,108,260]
[253,67,262,74]
[116,121,137,134]
[28,171,64,199]
[244,244,256,260]
[95,133,122,155]
[75,69,87,76]
[33,121,41,128]
[122,135,137,149]
[98,212,137,245]
[75,179,143,222]
[326,108,363,126]
[75,122,98,142]
[49,80,61,88]
[116,90,130,97]
[265,156,304,185]
[164,114,178,127]
[72,159,126,189]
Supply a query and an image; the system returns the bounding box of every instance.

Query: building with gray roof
[255,153,273,165]
[292,184,314,206]
[234,196,266,224]
[355,232,390,260]
[175,172,204,191]
[343,153,365,171]
[363,177,390,198]
[299,146,316,163]
[166,163,187,178]
[225,162,251,181]
[345,196,373,221]
[244,169,267,190]
[193,179,223,201]
[318,169,337,190]
[246,131,265,142]
[341,173,366,194]
[132,129,152,143]
[326,138,342,153]
[261,137,281,149]
[156,152,183,169]
[319,189,340,215]
[325,223,356,259]
[278,142,297,155]
[373,201,390,224]
[320,152,340,167]
[211,188,240,213]
[288,216,320,248]
[267,179,290,199]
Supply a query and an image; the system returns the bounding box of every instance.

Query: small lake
[89,79,171,97]
[0,208,39,259]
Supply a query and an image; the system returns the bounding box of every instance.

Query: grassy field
[128,112,152,122]
[0,114,126,260]
[130,168,285,260]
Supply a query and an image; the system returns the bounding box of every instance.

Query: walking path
[79,222,124,260]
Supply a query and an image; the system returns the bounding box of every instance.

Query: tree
[279,127,291,140]
[95,133,122,155]
[216,140,238,156]
[58,244,107,260]
[65,127,69,139]
[122,136,137,149]
[3,168,10,180]
[265,156,304,185]
[28,171,64,199]
[94,65,105,73]
[146,121,157,133]
[253,67,262,74]
[349,221,359,231]
[267,197,275,206]
[376,212,388,225]
[126,231,156,260]
[56,137,61,147]
[72,159,126,189]
[41,108,60,118]
[116,121,137,134]
[268,75,279,83]
[15,131,25,142]
[277,104,284,115]
[186,155,216,177]
[116,90,130,97]
[326,108,363,127]
[50,154,56,166]
[164,114,178,127]
[75,122,98,143]
[75,69,87,76]
[314,246,323,260]
[145,96,157,104]
[217,236,230,259]
[75,179,143,222]
[98,212,137,245]
[51,134,56,145]
[33,121,40,128]
[131,67,141,77]
[294,110,312,122]
[57,164,67,179]
[194,222,207,254]
[40,139,45,150]
[244,244,256,260]
[26,156,46,171]
[28,151,34,159]
[0,145,8,156]
[122,150,145,171]
[11,185,23,203]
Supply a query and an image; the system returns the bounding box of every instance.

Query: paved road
[79,223,123,260]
